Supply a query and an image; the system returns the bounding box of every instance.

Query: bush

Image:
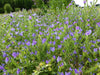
[48,0,72,10]
[4,3,13,13]
[0,8,4,13]
[35,0,44,8]
[15,8,20,12]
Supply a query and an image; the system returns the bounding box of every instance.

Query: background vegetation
[0,0,72,13]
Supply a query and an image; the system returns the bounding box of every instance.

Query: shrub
[0,8,4,13]
[35,0,44,8]
[4,3,13,13]
[48,0,72,10]
[15,8,20,12]
[34,0,48,14]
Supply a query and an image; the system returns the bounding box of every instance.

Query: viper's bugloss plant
[0,1,100,75]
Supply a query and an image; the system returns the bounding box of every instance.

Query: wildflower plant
[0,1,100,75]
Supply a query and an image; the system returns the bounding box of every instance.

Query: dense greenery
[0,0,72,13]
[49,0,71,10]
[0,1,100,75]
[4,3,13,13]
[15,8,20,12]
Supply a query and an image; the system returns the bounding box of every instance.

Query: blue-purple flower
[19,15,23,17]
[73,50,77,54]
[76,26,80,30]
[94,48,98,52]
[96,22,100,27]
[74,69,79,74]
[73,38,76,41]
[3,52,7,57]
[35,51,37,55]
[64,36,67,40]
[87,19,90,22]
[53,55,56,59]
[32,33,36,37]
[11,28,15,31]
[70,32,74,36]
[26,41,30,46]
[85,30,92,35]
[65,21,69,24]
[88,58,92,62]
[3,73,6,75]
[12,52,17,58]
[60,62,64,67]
[83,0,87,4]
[57,56,62,62]
[32,40,37,45]
[30,52,34,55]
[58,45,62,49]
[29,15,32,20]
[65,72,71,75]
[49,41,52,44]
[53,41,56,45]
[60,72,64,75]
[56,36,60,39]
[5,57,9,63]
[17,68,20,74]
[0,65,4,70]
[32,13,36,16]
[18,42,21,45]
[97,39,100,42]
[39,32,42,35]
[94,58,98,61]
[69,67,73,71]
[50,47,55,52]
[2,40,5,43]
[42,38,47,44]
[46,60,50,64]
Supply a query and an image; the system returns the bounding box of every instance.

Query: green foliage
[4,3,13,13]
[15,8,20,12]
[0,0,72,13]
[31,5,37,9]
[34,0,48,15]
[0,0,34,13]
[35,0,44,8]
[82,63,100,75]
[48,0,72,10]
